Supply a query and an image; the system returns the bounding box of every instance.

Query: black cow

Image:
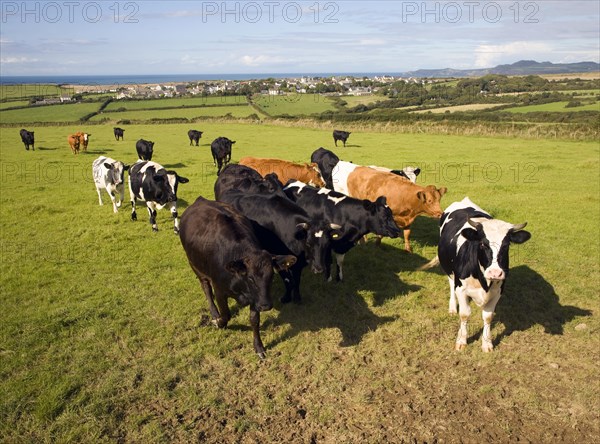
[284,181,401,281]
[136,139,155,161]
[20,129,35,151]
[210,137,235,175]
[422,197,531,352]
[333,130,351,147]
[179,197,296,359]
[188,129,203,146]
[217,189,342,304]
[214,164,285,201]
[113,127,125,141]
[310,147,340,189]
[128,160,189,233]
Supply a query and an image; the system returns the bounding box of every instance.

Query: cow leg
[249,308,267,359]
[116,184,124,209]
[96,187,104,206]
[290,263,303,303]
[109,191,118,213]
[334,253,345,282]
[146,204,158,231]
[481,293,501,352]
[171,203,180,234]
[130,197,137,221]
[278,269,294,303]
[455,287,471,350]
[197,275,227,328]
[216,159,223,176]
[448,276,457,314]
[403,226,412,252]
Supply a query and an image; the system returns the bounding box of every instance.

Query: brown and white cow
[75,132,91,151]
[68,134,81,154]
[333,161,447,251]
[239,156,326,188]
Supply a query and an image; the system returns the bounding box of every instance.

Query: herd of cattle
[19,126,531,359]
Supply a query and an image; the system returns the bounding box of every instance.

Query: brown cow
[68,134,81,154]
[75,132,91,151]
[239,156,326,187]
[345,166,447,252]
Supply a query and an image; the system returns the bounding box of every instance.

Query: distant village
[48,75,438,102]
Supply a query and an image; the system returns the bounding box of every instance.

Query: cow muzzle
[485,268,506,281]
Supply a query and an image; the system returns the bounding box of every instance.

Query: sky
[1,1,599,75]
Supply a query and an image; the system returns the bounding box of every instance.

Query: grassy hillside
[252,93,337,116]
[0,122,598,442]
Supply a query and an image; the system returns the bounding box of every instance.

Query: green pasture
[504,100,600,113]
[252,93,337,115]
[0,84,67,101]
[92,105,257,122]
[0,100,29,110]
[104,96,248,111]
[341,95,381,107]
[0,122,598,442]
[0,103,101,124]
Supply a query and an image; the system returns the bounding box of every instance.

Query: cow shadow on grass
[264,243,422,348]
[36,146,59,151]
[162,163,187,169]
[87,149,114,155]
[461,265,592,347]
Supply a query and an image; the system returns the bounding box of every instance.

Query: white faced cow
[128,160,189,233]
[426,197,531,352]
[92,156,130,213]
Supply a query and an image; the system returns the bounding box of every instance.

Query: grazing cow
[128,160,189,233]
[369,165,421,183]
[75,132,90,151]
[333,130,351,147]
[214,164,285,200]
[20,129,35,151]
[68,134,81,154]
[333,162,447,251]
[210,137,235,175]
[179,197,296,359]
[284,181,402,281]
[239,156,326,188]
[311,147,340,189]
[218,189,341,304]
[113,127,125,141]
[136,139,155,161]
[188,129,203,146]
[422,197,531,352]
[92,156,130,213]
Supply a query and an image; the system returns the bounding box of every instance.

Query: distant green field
[0,103,101,123]
[253,93,336,115]
[92,105,256,122]
[503,101,600,113]
[0,100,29,110]
[0,84,68,100]
[104,96,248,111]
[341,95,381,107]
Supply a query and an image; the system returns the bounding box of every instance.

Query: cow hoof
[482,344,494,353]
[211,317,227,328]
[152,227,159,232]
[257,351,267,360]
[448,308,458,315]
[173,228,179,235]
[455,343,467,351]
[280,295,292,304]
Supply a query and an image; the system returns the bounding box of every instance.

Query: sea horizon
[0,72,405,85]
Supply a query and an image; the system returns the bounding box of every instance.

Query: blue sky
[1,1,598,75]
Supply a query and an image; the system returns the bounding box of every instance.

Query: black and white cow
[427,197,531,352]
[310,147,340,189]
[92,156,130,213]
[136,139,155,161]
[211,137,235,175]
[284,181,401,281]
[179,196,296,359]
[333,130,351,147]
[113,127,125,141]
[217,188,342,304]
[128,160,189,233]
[20,129,35,151]
[188,129,203,146]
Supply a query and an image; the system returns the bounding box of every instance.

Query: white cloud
[0,56,39,64]
[240,55,285,67]
[474,41,552,68]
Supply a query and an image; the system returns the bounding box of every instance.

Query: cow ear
[295,223,308,240]
[375,195,387,206]
[226,259,247,276]
[231,141,236,144]
[414,168,421,176]
[103,162,114,170]
[461,228,480,241]
[178,176,190,184]
[438,187,448,196]
[272,255,297,271]
[510,230,531,244]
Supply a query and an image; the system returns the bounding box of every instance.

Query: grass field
[412,103,510,113]
[104,96,248,111]
[504,101,600,113]
[1,120,598,442]
[92,105,257,122]
[252,93,337,116]
[0,102,102,123]
[0,84,68,101]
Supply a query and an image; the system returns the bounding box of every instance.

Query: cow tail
[418,255,439,271]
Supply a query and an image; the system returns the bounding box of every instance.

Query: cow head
[308,163,326,188]
[226,252,296,310]
[461,219,531,281]
[296,221,343,274]
[103,161,130,186]
[363,196,402,238]
[416,186,448,218]
[152,170,189,204]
